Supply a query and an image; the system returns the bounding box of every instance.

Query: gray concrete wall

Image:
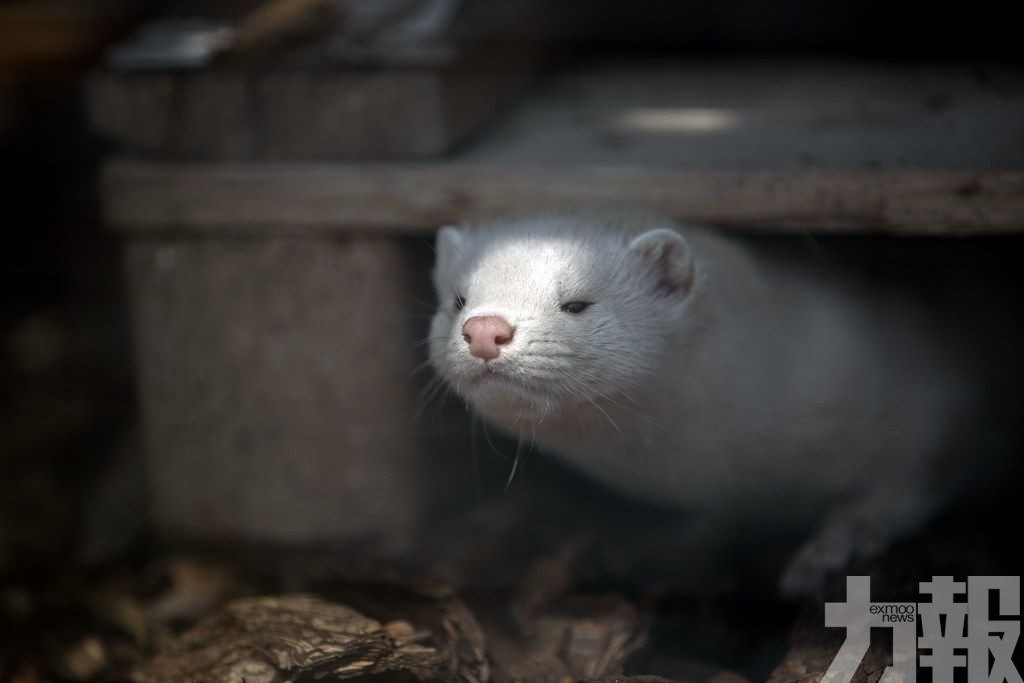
[125,234,421,549]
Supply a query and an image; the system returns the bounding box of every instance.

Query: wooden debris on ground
[133,591,489,682]
[766,597,896,683]
[506,595,648,683]
[13,494,1013,682]
[767,519,1014,683]
[495,541,650,682]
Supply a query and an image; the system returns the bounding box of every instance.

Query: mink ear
[435,225,468,265]
[628,228,695,298]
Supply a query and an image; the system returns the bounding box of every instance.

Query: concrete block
[124,235,420,549]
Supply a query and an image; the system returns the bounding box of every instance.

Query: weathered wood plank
[456,61,1024,172]
[103,159,1024,234]
[90,60,1024,167]
[85,3,541,158]
[100,62,1024,233]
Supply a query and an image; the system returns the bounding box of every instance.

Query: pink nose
[462,316,514,360]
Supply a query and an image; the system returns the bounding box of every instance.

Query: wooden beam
[103,159,1024,235]
[85,3,541,158]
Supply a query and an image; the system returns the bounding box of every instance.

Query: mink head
[428,211,696,420]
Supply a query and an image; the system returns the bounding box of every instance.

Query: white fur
[428,209,971,594]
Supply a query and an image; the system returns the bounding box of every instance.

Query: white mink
[427,209,973,595]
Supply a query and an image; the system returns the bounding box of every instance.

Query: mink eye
[560,301,591,314]
[454,294,466,311]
